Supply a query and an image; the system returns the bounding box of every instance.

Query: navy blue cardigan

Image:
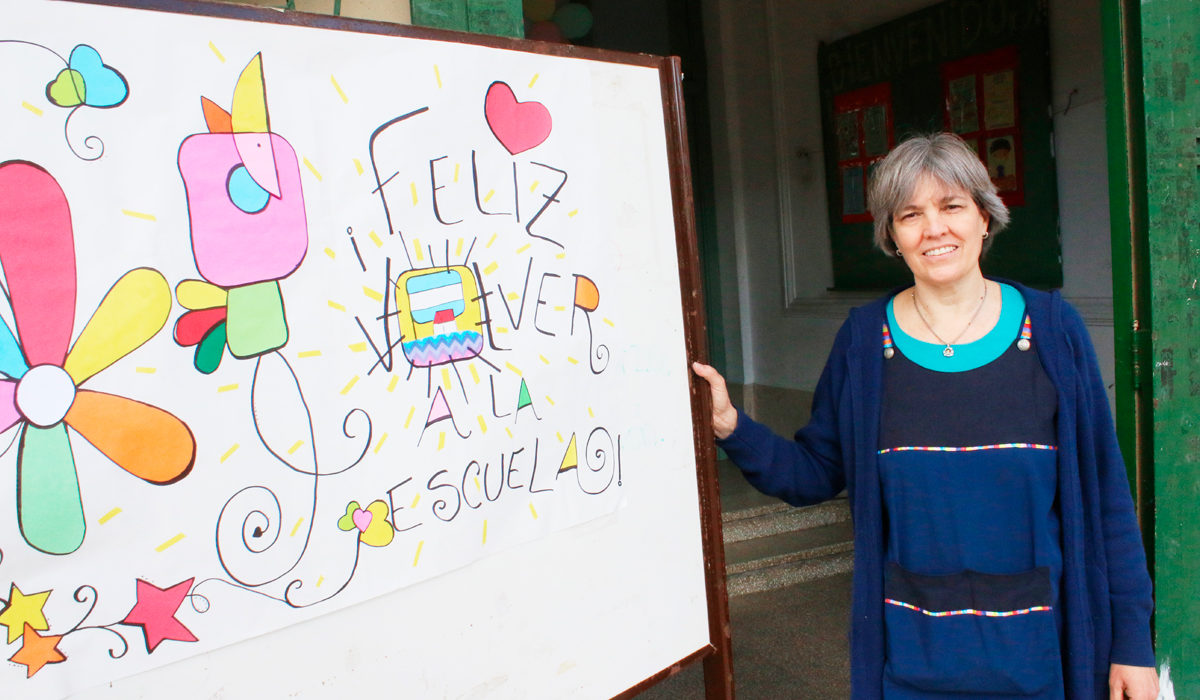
[718,282,1154,699]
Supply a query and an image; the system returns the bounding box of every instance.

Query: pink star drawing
[120,578,198,653]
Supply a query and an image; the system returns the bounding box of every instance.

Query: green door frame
[1103,0,1200,692]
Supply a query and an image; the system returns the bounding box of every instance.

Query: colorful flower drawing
[0,160,196,555]
[173,53,308,373]
[337,500,394,547]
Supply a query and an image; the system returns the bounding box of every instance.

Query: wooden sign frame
[39,0,734,696]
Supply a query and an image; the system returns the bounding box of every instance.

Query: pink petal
[0,162,77,367]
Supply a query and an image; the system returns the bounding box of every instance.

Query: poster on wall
[0,1,700,696]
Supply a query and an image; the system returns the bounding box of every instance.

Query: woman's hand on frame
[692,362,738,440]
[1109,663,1158,700]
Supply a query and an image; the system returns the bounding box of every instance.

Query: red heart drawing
[484,81,552,155]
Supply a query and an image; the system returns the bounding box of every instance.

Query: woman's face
[891,176,989,289]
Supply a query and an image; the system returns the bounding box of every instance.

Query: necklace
[912,282,988,358]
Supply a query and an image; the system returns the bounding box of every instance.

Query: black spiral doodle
[577,427,619,495]
[61,585,130,660]
[579,313,610,375]
[195,351,372,611]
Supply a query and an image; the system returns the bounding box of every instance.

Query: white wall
[703,0,1117,395]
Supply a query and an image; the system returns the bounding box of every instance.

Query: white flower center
[16,365,77,427]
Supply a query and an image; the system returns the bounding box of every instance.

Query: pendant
[1017,338,1031,352]
[942,345,954,358]
[883,347,895,359]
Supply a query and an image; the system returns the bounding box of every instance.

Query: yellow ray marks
[507,292,520,301]
[155,533,185,552]
[516,243,531,254]
[505,427,513,439]
[486,232,498,247]
[441,368,451,390]
[484,261,499,275]
[208,41,225,62]
[482,520,488,545]
[99,507,121,525]
[297,350,322,358]
[21,101,44,116]
[529,502,539,519]
[330,75,349,103]
[556,252,567,260]
[404,405,416,428]
[456,238,464,256]
[291,518,305,537]
[557,432,564,443]
[528,73,540,88]
[410,181,419,205]
[505,361,523,376]
[340,376,360,395]
[353,158,364,175]
[568,209,580,217]
[287,440,305,455]
[453,163,460,183]
[568,356,579,365]
[477,415,488,434]
[545,395,555,406]
[437,432,446,451]
[469,364,480,384]
[588,406,595,418]
[316,576,325,587]
[374,432,388,454]
[539,355,550,365]
[369,230,383,248]
[121,209,156,221]
[473,477,481,491]
[303,157,323,181]
[410,493,421,509]
[483,189,495,203]
[135,367,156,374]
[348,342,368,352]
[217,383,238,393]
[554,305,565,312]
[413,540,424,567]
[529,180,540,192]
[414,238,424,261]
[387,375,400,392]
[433,64,443,88]
[324,247,336,259]
[604,318,616,327]
[495,327,509,334]
[328,300,346,311]
[220,444,239,463]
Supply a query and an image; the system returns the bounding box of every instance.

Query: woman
[693,133,1158,699]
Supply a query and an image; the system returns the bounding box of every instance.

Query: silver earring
[982,230,989,239]
[896,249,903,257]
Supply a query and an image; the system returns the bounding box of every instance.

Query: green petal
[18,424,85,555]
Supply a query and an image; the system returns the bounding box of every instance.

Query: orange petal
[65,390,195,484]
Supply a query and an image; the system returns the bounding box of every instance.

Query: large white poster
[0,2,698,696]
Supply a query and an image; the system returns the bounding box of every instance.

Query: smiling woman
[693,134,1159,699]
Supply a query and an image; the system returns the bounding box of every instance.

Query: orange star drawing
[0,584,51,643]
[9,623,66,678]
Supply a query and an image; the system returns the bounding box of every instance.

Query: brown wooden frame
[63,1,734,696]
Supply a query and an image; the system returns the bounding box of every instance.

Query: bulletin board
[0,1,731,697]
[817,0,1062,290]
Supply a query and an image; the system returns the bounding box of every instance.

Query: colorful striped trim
[1020,313,1033,341]
[882,323,895,350]
[885,598,1052,618]
[878,443,1057,455]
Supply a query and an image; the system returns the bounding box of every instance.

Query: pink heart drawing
[352,508,373,533]
[484,81,552,155]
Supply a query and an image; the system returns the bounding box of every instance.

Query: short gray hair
[867,133,1010,257]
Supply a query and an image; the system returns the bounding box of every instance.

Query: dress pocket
[883,562,1061,695]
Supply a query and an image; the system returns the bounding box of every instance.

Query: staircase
[721,484,853,597]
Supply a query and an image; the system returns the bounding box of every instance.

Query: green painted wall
[1139,0,1200,691]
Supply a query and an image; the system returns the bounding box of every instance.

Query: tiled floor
[635,462,853,699]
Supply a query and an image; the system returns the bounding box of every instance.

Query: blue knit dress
[879,283,1064,699]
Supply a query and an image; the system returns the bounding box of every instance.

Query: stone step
[722,498,854,597]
